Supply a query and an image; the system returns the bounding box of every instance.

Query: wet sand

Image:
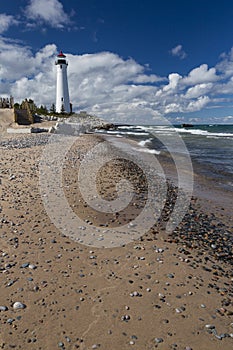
[0,132,232,350]
[155,148,233,228]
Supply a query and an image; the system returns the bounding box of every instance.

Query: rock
[28,264,37,270]
[121,315,130,321]
[7,318,14,324]
[0,306,8,311]
[205,324,215,329]
[13,302,26,310]
[48,126,55,133]
[154,337,164,343]
[20,262,29,268]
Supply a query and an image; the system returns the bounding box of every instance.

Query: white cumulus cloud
[185,83,213,99]
[133,74,166,84]
[25,0,71,28]
[0,37,57,81]
[186,96,210,112]
[183,64,219,85]
[0,14,19,33]
[170,44,187,59]
[163,73,182,92]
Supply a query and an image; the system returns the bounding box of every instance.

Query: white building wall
[56,62,70,113]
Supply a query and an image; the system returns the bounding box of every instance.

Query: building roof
[57,51,66,58]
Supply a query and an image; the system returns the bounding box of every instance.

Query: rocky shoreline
[0,132,232,349]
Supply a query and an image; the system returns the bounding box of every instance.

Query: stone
[21,262,29,268]
[205,324,215,329]
[154,337,163,343]
[28,264,37,270]
[13,302,26,310]
[0,306,8,311]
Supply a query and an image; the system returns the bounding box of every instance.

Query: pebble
[205,324,215,329]
[28,264,37,270]
[7,318,14,324]
[130,291,141,297]
[121,315,130,321]
[0,306,8,311]
[206,325,233,340]
[162,319,169,324]
[13,302,26,310]
[7,279,16,287]
[154,337,163,343]
[171,204,232,264]
[21,262,29,268]
[158,293,165,299]
[154,247,164,253]
[131,335,138,340]
[175,308,183,313]
[0,134,51,149]
[5,263,12,269]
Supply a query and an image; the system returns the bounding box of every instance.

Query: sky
[1,0,233,124]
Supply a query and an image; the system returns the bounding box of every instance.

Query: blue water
[97,124,233,191]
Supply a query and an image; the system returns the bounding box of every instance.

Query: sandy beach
[0,128,232,350]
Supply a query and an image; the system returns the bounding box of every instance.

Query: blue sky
[1,0,233,124]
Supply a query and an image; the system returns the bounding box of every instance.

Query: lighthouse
[55,51,70,113]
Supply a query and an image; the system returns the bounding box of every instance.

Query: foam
[173,128,233,138]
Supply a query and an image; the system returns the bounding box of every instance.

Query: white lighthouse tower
[55,51,70,113]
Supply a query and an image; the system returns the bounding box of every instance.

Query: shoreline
[0,131,232,349]
[103,133,233,228]
[156,148,233,228]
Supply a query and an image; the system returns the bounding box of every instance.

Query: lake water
[97,124,233,192]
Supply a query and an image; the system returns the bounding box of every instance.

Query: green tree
[14,103,20,109]
[36,105,48,115]
[50,103,56,114]
[60,104,65,114]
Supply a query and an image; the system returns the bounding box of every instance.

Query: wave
[132,146,160,155]
[117,125,142,130]
[100,124,233,140]
[105,130,150,136]
[173,128,233,138]
[131,125,233,138]
[138,138,153,147]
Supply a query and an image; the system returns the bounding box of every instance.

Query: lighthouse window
[60,65,62,69]
[61,98,64,101]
